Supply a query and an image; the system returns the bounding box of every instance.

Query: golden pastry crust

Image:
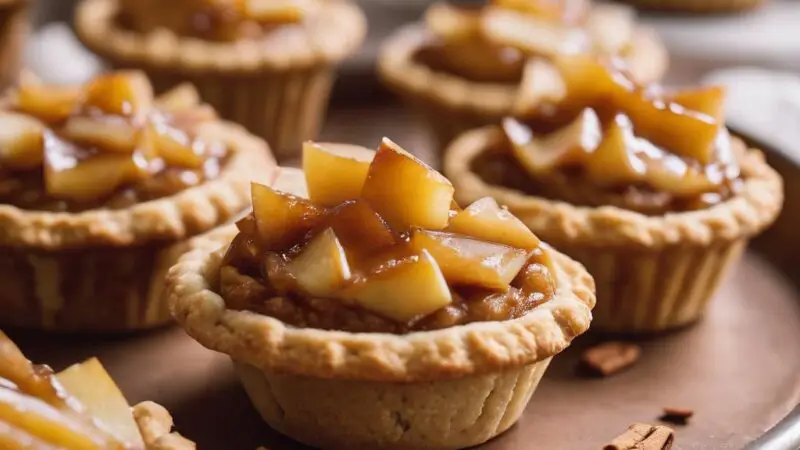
[378,22,667,120]
[75,0,367,74]
[443,126,784,250]
[0,120,276,250]
[133,401,196,450]
[166,168,595,383]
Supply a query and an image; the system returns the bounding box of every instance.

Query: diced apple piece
[409,229,528,290]
[668,85,726,123]
[585,114,646,186]
[646,154,718,196]
[287,228,352,297]
[504,109,601,174]
[327,200,395,251]
[149,122,205,169]
[235,213,259,237]
[447,197,540,250]
[513,248,556,297]
[82,71,153,118]
[481,7,588,58]
[15,83,81,124]
[425,2,482,42]
[56,358,144,448]
[491,0,565,21]
[250,182,327,251]
[44,135,147,201]
[0,331,64,408]
[362,138,454,231]
[587,3,634,54]
[64,116,140,154]
[514,58,566,115]
[0,418,59,449]
[0,388,117,449]
[243,0,307,23]
[154,83,200,112]
[302,141,374,207]
[344,250,452,322]
[554,53,630,112]
[0,112,45,170]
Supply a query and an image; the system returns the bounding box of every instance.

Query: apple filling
[0,71,229,212]
[413,0,631,87]
[221,139,557,333]
[0,331,189,450]
[476,55,741,214]
[117,0,318,42]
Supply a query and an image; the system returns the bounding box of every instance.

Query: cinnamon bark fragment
[581,341,641,376]
[660,407,694,425]
[603,423,674,450]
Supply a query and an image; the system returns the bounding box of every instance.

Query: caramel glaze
[414,37,526,84]
[220,218,556,334]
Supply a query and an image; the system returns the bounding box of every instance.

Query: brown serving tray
[7,104,800,450]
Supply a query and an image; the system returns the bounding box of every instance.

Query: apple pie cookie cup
[378,3,668,150]
[444,126,783,333]
[167,164,595,450]
[75,0,366,160]
[0,0,29,90]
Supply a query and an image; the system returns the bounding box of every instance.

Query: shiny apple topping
[0,71,229,211]
[501,54,739,202]
[222,139,556,332]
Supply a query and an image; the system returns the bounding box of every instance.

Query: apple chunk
[667,85,726,123]
[57,358,144,448]
[344,250,452,322]
[585,114,646,186]
[481,7,588,58]
[250,182,327,251]
[64,115,140,154]
[425,2,482,42]
[154,83,200,112]
[409,229,529,290]
[303,141,374,207]
[0,112,45,170]
[447,197,540,250]
[362,138,454,231]
[326,200,395,251]
[148,122,205,169]
[81,71,153,118]
[15,83,81,124]
[287,228,352,297]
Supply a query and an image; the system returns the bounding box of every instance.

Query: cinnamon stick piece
[581,341,641,377]
[603,423,674,450]
[661,407,694,425]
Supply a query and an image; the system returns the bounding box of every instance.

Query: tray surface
[8,105,800,450]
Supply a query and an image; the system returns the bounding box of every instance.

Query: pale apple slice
[149,122,205,169]
[504,108,601,174]
[344,250,452,322]
[447,197,540,250]
[287,228,352,297]
[409,229,528,290]
[514,58,566,115]
[0,331,64,407]
[154,83,200,112]
[425,2,482,42]
[302,141,374,207]
[0,418,60,449]
[250,182,327,251]
[0,112,45,170]
[56,358,144,448]
[481,7,588,57]
[668,85,726,123]
[82,71,153,118]
[0,388,117,449]
[15,83,81,124]
[553,53,628,109]
[362,138,454,231]
[327,200,395,251]
[645,154,718,196]
[63,116,140,154]
[243,0,308,23]
[584,114,646,186]
[587,3,634,54]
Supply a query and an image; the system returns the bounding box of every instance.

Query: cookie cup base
[235,358,551,450]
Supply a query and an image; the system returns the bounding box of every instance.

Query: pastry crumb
[580,341,641,377]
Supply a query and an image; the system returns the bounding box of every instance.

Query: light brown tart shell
[378,23,668,149]
[0,120,276,332]
[166,167,596,450]
[444,126,784,333]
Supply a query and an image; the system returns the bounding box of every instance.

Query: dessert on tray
[0,0,29,90]
[0,70,276,332]
[444,54,784,333]
[378,0,667,148]
[167,139,595,449]
[75,0,366,160]
[0,330,194,449]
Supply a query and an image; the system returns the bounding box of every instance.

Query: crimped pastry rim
[74,0,367,74]
[0,121,276,250]
[166,167,596,382]
[377,21,668,118]
[444,125,784,250]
